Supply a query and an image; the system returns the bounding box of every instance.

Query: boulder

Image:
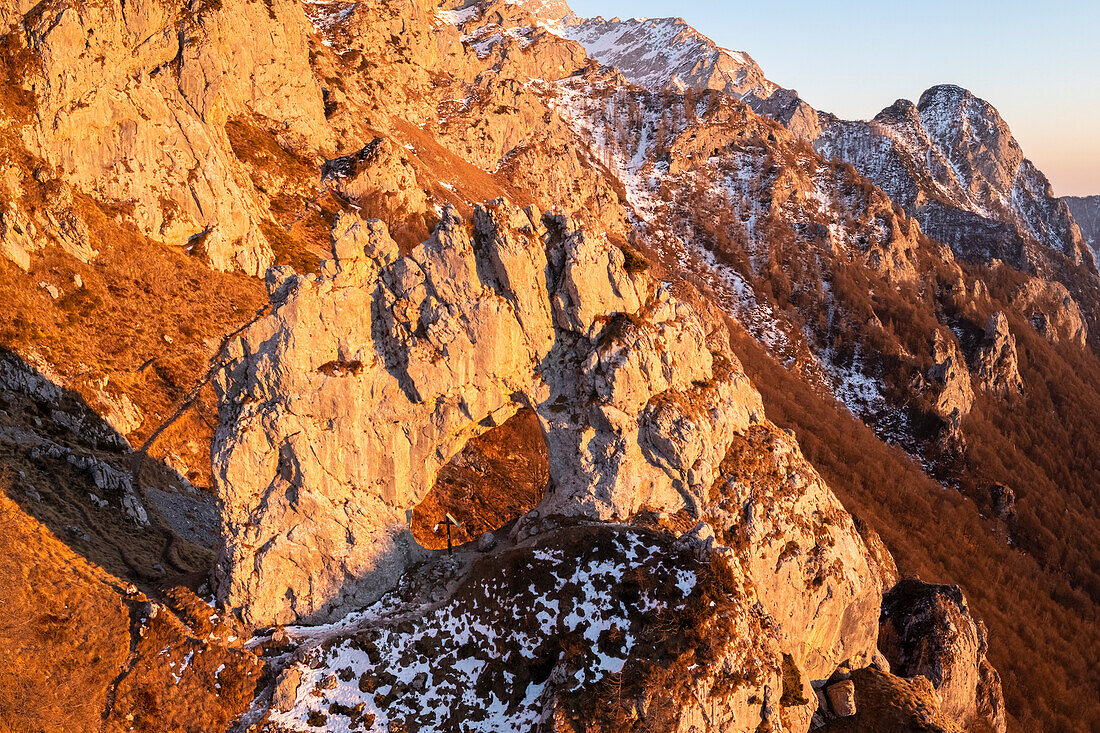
[879,579,1007,733]
[271,666,303,713]
[825,679,856,717]
[476,532,496,552]
[322,137,429,245]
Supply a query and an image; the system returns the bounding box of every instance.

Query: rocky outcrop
[924,331,974,448]
[825,678,856,717]
[322,136,428,246]
[252,420,893,732]
[7,0,334,274]
[0,166,99,268]
[880,579,1007,733]
[710,424,889,687]
[973,312,1023,396]
[0,202,36,270]
[1010,275,1089,346]
[212,202,766,627]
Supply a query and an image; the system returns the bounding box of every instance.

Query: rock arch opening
[411,407,549,550]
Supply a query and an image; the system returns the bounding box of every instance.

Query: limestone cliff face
[212,202,765,626]
[710,424,889,686]
[3,0,332,275]
[972,312,1023,397]
[1010,274,1089,346]
[924,331,974,450]
[212,199,907,731]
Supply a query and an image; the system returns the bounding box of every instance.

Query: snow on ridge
[437,4,479,25]
[558,15,776,101]
[548,77,805,367]
[268,528,700,732]
[301,0,358,39]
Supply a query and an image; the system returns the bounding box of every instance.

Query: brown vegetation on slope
[0,493,263,732]
[819,667,963,733]
[955,266,1100,604]
[224,114,331,274]
[628,91,1100,730]
[728,322,1100,732]
[0,193,267,488]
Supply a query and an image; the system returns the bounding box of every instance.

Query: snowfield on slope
[268,527,704,732]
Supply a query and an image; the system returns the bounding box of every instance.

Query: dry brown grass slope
[728,322,1100,732]
[0,492,264,732]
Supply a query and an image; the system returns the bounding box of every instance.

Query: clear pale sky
[568,0,1100,197]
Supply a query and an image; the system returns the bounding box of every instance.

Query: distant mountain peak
[554,14,825,139]
[507,0,575,22]
[819,83,1091,272]
[1065,195,1100,259]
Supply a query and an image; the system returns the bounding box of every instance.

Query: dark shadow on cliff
[0,346,216,592]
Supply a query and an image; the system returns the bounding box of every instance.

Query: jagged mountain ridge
[554,14,826,140]
[547,8,1096,326]
[816,85,1094,279]
[0,0,1098,729]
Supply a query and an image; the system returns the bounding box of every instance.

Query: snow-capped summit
[559,16,772,97]
[557,15,824,139]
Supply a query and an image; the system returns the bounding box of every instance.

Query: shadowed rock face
[1065,194,1100,260]
[880,579,1007,733]
[212,201,766,627]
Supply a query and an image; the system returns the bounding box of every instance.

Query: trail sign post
[442,513,460,557]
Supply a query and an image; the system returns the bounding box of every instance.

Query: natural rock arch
[410,406,550,550]
[212,202,764,627]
